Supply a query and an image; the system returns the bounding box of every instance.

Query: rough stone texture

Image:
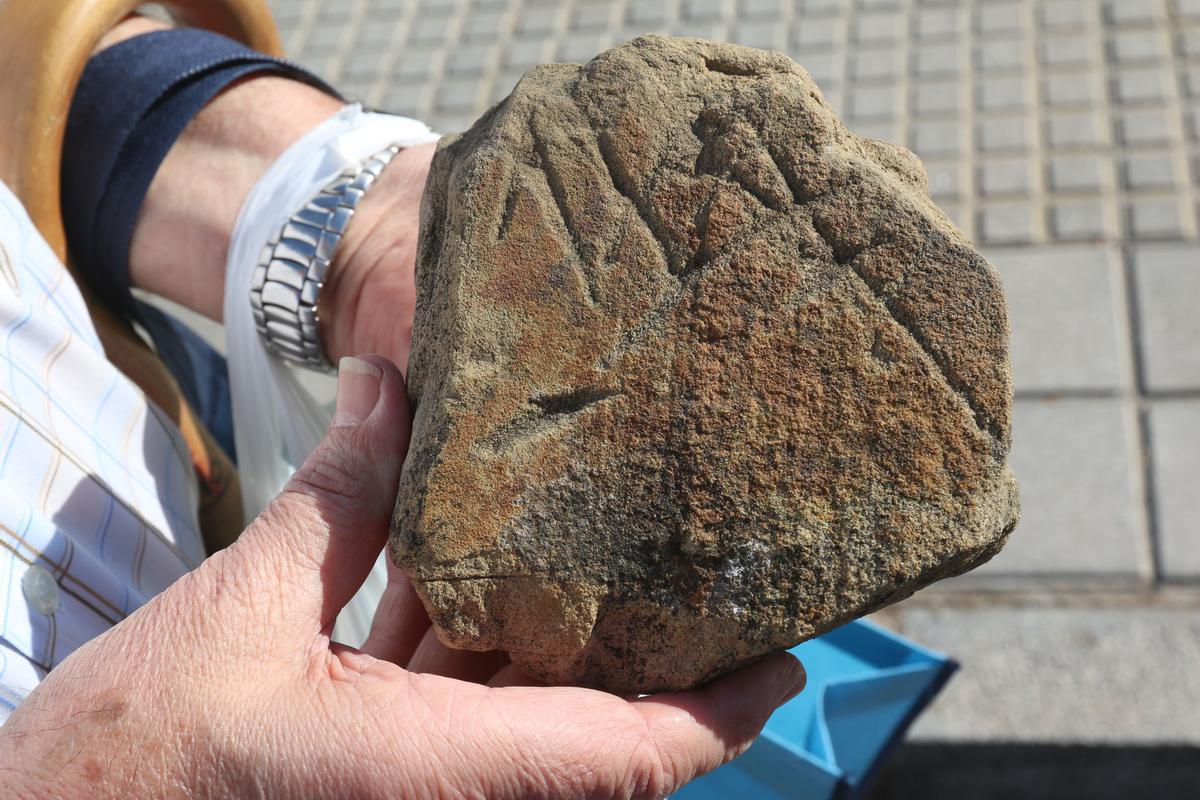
[391,36,1019,692]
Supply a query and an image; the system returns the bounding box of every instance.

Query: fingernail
[332,357,383,427]
[777,654,807,705]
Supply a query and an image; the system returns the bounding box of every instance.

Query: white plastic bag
[223,104,439,645]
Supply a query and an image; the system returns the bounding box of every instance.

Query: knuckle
[611,724,674,800]
[288,451,365,505]
[283,450,370,530]
[630,738,675,800]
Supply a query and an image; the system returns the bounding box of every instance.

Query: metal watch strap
[249,144,401,372]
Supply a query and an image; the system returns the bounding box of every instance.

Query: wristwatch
[250,144,401,372]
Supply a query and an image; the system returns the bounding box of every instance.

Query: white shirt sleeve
[0,182,205,723]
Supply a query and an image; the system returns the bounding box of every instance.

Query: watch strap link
[249,143,401,372]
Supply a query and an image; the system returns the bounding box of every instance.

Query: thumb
[231,354,411,635]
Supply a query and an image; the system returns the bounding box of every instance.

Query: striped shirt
[0,182,205,720]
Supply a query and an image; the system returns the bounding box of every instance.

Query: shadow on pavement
[869,742,1200,800]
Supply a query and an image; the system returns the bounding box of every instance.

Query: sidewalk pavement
[260,0,1200,789]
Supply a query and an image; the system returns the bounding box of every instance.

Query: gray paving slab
[976,3,1026,36]
[1184,65,1200,99]
[979,157,1033,197]
[881,605,1200,742]
[925,160,964,201]
[742,0,785,19]
[393,48,439,81]
[1133,244,1200,391]
[1183,29,1200,61]
[1046,111,1110,149]
[986,245,1132,392]
[970,398,1149,579]
[914,7,961,40]
[572,3,614,29]
[1041,34,1095,68]
[911,119,965,158]
[1112,66,1171,104]
[1051,200,1114,241]
[728,19,778,49]
[801,0,842,15]
[1128,197,1189,240]
[798,51,843,86]
[1148,401,1200,579]
[433,76,483,113]
[1047,154,1109,193]
[384,82,428,115]
[979,202,1038,244]
[1180,0,1200,21]
[911,42,960,77]
[1043,72,1101,107]
[977,76,1029,113]
[850,83,902,120]
[1041,0,1095,30]
[794,16,842,49]
[912,81,963,115]
[1117,109,1175,147]
[1122,153,1178,191]
[851,48,901,81]
[850,119,901,143]
[977,39,1025,73]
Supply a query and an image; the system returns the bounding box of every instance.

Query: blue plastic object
[675,619,956,800]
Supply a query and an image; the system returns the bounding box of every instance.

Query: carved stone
[391,35,1020,692]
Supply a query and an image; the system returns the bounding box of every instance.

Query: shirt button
[22,566,59,616]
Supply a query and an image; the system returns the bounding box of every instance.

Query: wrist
[320,141,436,367]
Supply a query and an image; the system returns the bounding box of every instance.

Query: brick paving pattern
[266,0,1200,747]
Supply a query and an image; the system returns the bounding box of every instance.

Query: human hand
[0,355,805,799]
